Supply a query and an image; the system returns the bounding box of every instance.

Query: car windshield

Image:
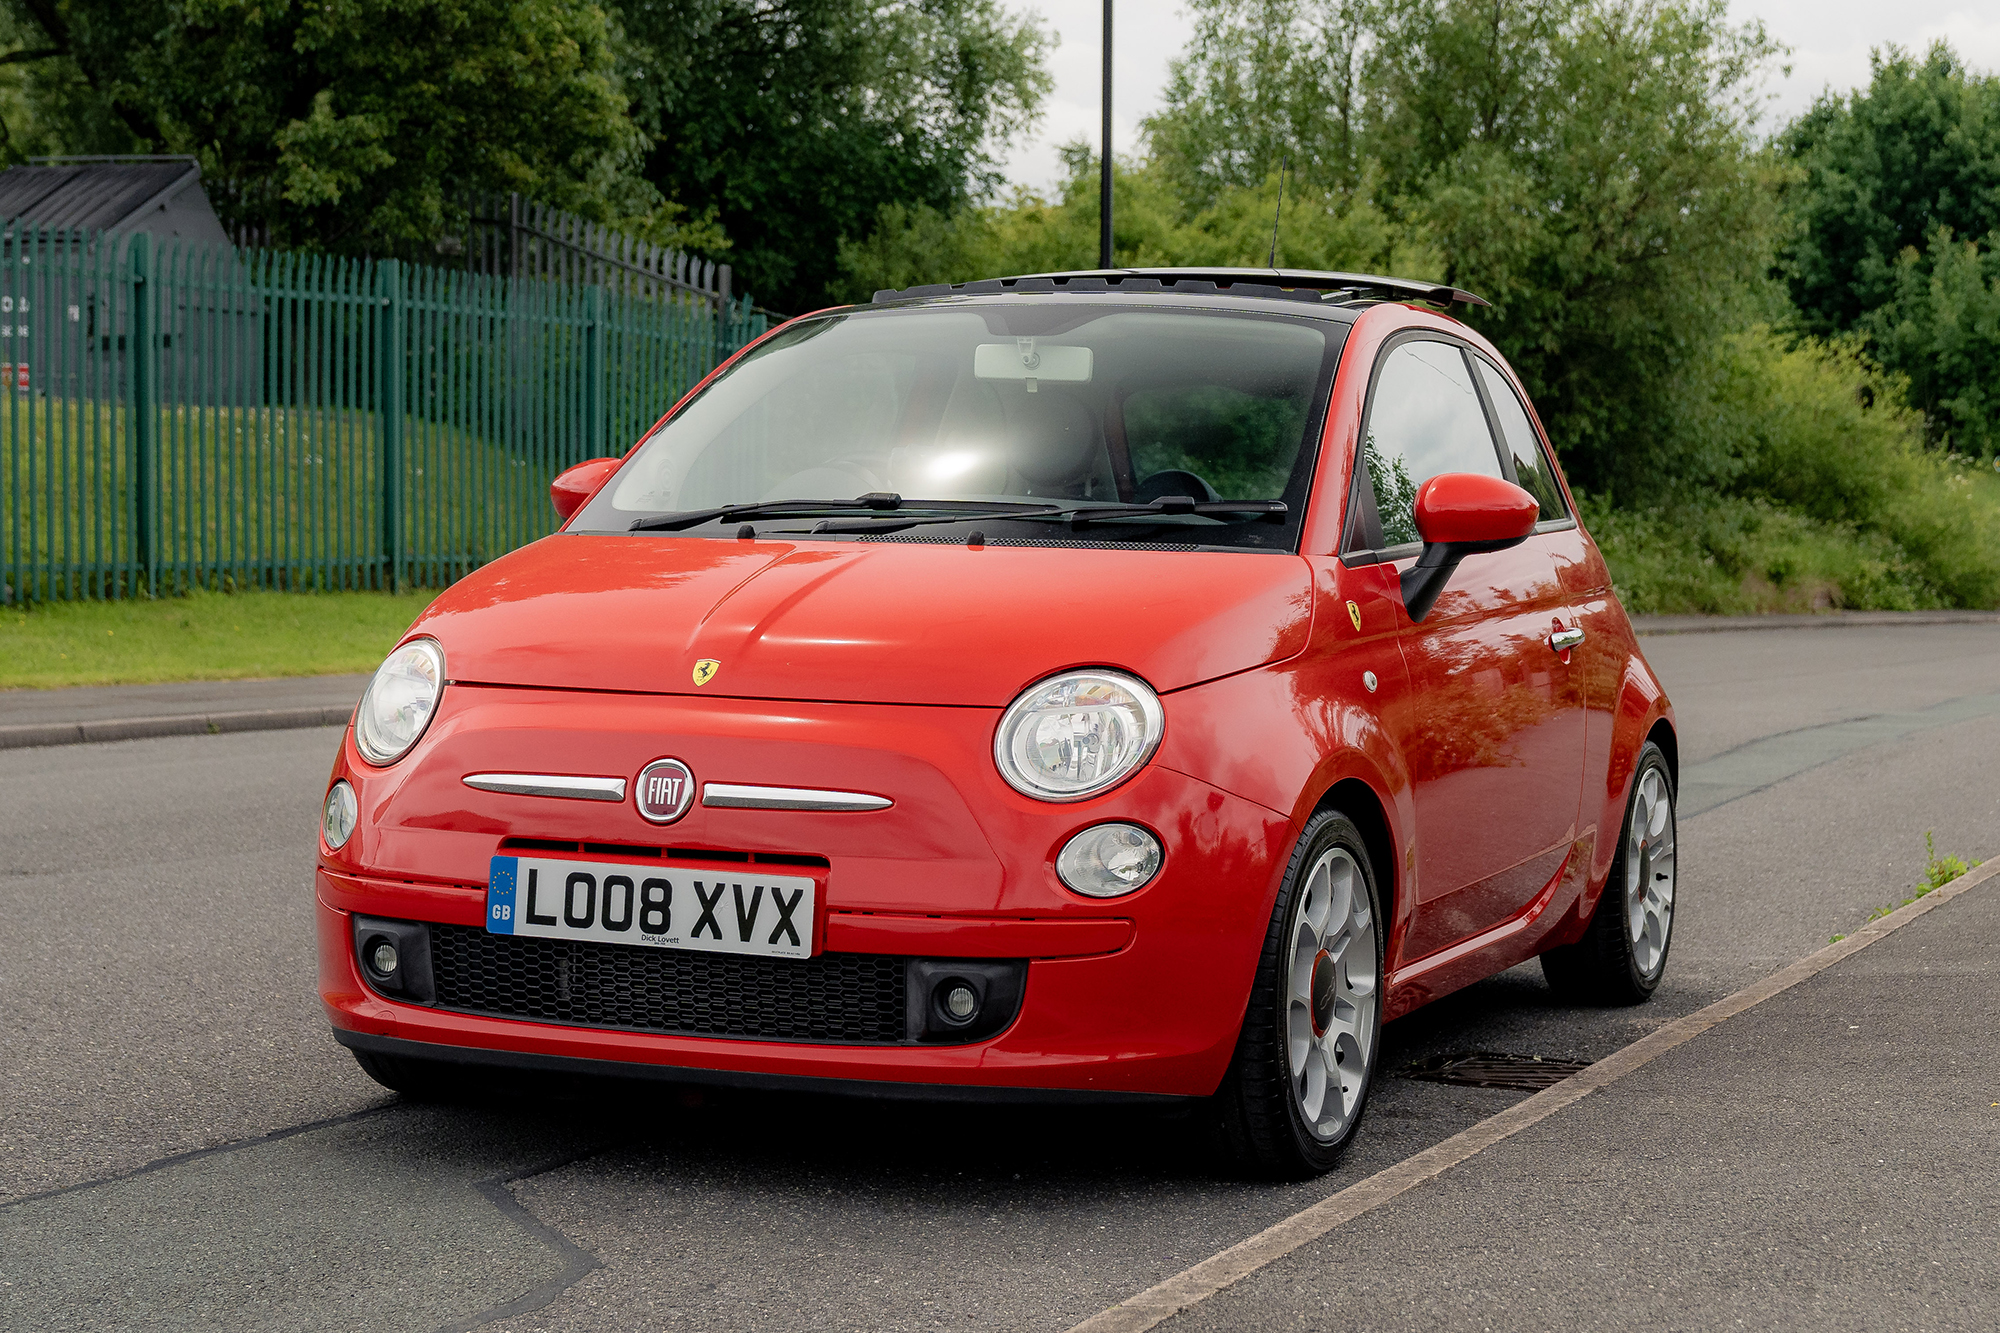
[571,302,1343,550]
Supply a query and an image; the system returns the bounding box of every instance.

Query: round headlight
[322,779,358,850]
[1057,823,1163,897]
[355,638,445,766]
[994,669,1164,801]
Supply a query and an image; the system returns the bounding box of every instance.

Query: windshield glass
[572,303,1343,550]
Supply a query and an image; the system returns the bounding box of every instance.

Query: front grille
[428,924,907,1044]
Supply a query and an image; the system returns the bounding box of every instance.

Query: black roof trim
[873,266,1489,309]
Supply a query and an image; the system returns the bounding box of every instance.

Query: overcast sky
[995,1,2000,193]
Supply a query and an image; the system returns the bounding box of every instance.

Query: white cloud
[1739,1,2000,124]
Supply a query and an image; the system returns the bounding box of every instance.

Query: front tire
[1214,810,1385,1178]
[1542,740,1677,1004]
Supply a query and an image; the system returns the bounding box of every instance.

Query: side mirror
[1399,473,1539,622]
[550,457,621,522]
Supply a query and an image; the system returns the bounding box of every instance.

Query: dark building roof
[0,157,230,245]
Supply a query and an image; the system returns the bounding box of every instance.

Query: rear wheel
[1214,810,1384,1178]
[1542,741,1677,1004]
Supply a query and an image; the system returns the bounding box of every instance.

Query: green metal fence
[0,228,767,603]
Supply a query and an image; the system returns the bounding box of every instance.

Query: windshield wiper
[801,497,1288,536]
[1040,498,1289,527]
[628,492,906,532]
[804,502,1067,534]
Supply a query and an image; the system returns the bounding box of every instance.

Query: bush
[1587,327,2000,611]
[1585,492,1947,614]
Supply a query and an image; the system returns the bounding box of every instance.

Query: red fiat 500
[317,268,1677,1176]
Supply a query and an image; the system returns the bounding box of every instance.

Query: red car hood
[411,534,1312,707]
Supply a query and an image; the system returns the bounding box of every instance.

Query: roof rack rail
[872,267,1488,309]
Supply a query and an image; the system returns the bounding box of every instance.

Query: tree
[619,0,1051,313]
[1149,0,1368,207]
[1144,0,1785,495]
[1865,227,2000,456]
[0,0,648,253]
[1781,43,2000,454]
[836,148,1435,300]
[1781,43,2000,336]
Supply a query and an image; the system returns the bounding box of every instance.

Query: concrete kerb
[0,705,353,751]
[1065,854,2000,1333]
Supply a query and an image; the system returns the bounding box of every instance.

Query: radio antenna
[1268,153,1288,270]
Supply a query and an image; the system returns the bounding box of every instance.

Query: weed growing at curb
[1835,832,1983,938]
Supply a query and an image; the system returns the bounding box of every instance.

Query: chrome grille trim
[701,783,893,812]
[462,773,627,802]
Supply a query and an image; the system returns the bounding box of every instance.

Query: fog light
[369,940,399,975]
[322,780,358,850]
[942,984,978,1022]
[1056,822,1163,897]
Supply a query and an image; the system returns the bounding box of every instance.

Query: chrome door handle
[1549,626,1585,652]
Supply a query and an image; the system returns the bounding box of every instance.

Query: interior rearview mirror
[974,339,1093,389]
[1400,473,1540,622]
[550,457,622,522]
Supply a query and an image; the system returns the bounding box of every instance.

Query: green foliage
[1586,492,1946,615]
[837,151,1437,299]
[1379,0,1783,497]
[620,0,1051,313]
[1779,43,2000,456]
[1140,0,1788,496]
[1863,831,1978,922]
[2,0,649,253]
[1781,43,2000,336]
[1585,327,2000,612]
[1863,225,2000,456]
[1148,0,1368,205]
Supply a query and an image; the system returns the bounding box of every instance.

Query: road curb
[1065,855,2000,1333]
[1633,610,2000,634]
[0,705,352,751]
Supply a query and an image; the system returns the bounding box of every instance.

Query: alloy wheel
[1624,765,1676,979]
[1285,846,1379,1141]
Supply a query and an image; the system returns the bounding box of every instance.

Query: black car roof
[871,266,1488,311]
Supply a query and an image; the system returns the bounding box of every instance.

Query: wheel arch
[1645,716,1679,790]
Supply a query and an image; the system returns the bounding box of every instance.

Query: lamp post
[1100,0,1113,270]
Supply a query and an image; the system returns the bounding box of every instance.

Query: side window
[1356,339,1502,548]
[1474,357,1567,521]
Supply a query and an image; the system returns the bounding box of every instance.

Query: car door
[1343,335,1587,962]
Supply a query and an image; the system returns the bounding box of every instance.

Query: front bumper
[318,684,1297,1098]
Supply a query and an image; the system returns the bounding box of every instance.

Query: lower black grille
[428,924,908,1043]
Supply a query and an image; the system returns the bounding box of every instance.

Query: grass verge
[0,588,435,689]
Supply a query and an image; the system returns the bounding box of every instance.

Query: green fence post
[378,259,405,590]
[130,233,160,597]
[584,282,606,459]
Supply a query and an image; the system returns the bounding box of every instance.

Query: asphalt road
[2,622,1996,1331]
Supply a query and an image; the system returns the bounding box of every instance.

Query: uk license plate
[485,856,817,959]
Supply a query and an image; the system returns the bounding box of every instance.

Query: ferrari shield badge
[1346,601,1363,633]
[692,658,720,687]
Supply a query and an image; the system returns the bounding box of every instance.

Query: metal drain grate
[1400,1051,1592,1092]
